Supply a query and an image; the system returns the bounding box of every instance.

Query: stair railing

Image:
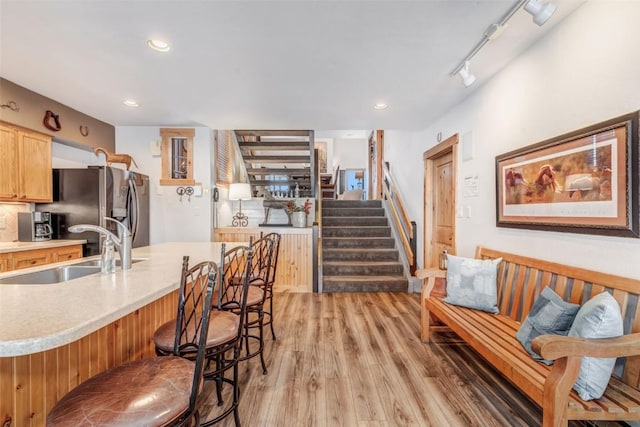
[313,148,322,292]
[382,162,417,275]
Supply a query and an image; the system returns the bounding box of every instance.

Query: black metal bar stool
[47,256,216,427]
[204,243,253,426]
[154,244,253,427]
[260,232,281,340]
[234,234,276,374]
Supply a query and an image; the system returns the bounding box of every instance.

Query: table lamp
[229,183,251,227]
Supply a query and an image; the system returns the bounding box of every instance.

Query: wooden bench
[420,246,640,427]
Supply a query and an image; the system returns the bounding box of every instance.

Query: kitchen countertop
[0,242,241,357]
[0,239,87,253]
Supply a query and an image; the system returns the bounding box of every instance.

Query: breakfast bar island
[0,242,235,427]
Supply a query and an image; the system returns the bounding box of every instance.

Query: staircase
[322,199,408,292]
[235,130,314,197]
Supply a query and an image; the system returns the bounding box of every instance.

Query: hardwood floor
[198,292,620,427]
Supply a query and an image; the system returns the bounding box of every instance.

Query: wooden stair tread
[244,155,310,162]
[235,129,312,137]
[239,141,310,150]
[323,275,406,281]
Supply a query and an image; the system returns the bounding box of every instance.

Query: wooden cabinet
[3,244,83,272]
[52,245,83,263]
[0,123,18,200]
[0,122,52,202]
[10,248,52,270]
[0,253,9,273]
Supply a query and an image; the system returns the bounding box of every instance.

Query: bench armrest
[532,333,640,361]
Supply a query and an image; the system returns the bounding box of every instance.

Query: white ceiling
[0,1,584,135]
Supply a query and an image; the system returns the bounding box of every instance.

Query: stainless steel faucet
[69,218,133,270]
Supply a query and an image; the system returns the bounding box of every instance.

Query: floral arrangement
[286,198,312,215]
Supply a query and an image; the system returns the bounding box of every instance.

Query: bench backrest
[476,246,640,388]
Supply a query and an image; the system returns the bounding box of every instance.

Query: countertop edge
[0,242,232,358]
[0,240,86,253]
[0,284,176,357]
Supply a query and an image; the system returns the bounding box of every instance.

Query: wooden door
[432,153,454,265]
[423,134,458,268]
[367,130,384,200]
[0,123,19,201]
[18,130,52,202]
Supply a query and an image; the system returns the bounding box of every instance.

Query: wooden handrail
[382,162,416,275]
[313,148,322,292]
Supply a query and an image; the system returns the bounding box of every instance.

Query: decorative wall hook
[176,186,185,202]
[0,100,20,112]
[79,125,89,137]
[43,110,62,131]
[185,186,194,202]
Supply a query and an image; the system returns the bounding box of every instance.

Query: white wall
[385,1,640,278]
[332,138,368,170]
[116,127,213,244]
[51,142,103,168]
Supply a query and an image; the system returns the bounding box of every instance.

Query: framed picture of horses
[495,111,639,237]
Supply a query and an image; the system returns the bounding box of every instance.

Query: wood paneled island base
[0,289,178,427]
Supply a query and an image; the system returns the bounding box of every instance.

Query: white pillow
[443,255,501,313]
[569,291,623,401]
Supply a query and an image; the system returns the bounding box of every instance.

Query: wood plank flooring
[198,292,622,427]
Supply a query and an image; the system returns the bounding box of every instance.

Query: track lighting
[524,0,557,26]
[449,0,557,87]
[458,61,476,88]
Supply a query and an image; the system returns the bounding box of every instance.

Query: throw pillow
[569,291,623,401]
[443,254,502,313]
[516,286,580,365]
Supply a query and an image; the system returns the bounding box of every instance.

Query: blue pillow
[516,287,580,365]
[569,291,623,401]
[443,255,501,313]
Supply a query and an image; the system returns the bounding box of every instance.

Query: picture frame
[495,111,639,237]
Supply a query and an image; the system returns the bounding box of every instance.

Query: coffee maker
[18,212,53,242]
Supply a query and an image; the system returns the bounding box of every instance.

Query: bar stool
[153,244,253,427]
[260,232,281,340]
[235,234,275,374]
[47,256,216,427]
[204,243,253,426]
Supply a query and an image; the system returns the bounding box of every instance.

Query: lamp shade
[229,183,252,201]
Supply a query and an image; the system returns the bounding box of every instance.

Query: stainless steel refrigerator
[37,166,150,256]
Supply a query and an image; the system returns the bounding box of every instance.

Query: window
[160,128,195,185]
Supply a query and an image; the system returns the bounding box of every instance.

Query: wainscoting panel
[213,227,313,292]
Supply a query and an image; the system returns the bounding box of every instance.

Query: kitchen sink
[0,266,102,285]
[71,258,146,268]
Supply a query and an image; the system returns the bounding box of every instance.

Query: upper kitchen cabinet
[0,122,52,202]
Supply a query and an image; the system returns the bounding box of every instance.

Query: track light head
[524,0,557,26]
[458,61,476,88]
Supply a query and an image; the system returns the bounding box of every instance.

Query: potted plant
[286,199,311,227]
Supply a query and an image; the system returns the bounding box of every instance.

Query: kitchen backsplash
[0,203,30,242]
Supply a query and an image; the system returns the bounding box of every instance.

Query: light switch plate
[150,140,162,156]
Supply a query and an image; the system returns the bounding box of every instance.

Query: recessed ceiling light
[146,39,171,53]
[373,103,388,110]
[123,99,139,107]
